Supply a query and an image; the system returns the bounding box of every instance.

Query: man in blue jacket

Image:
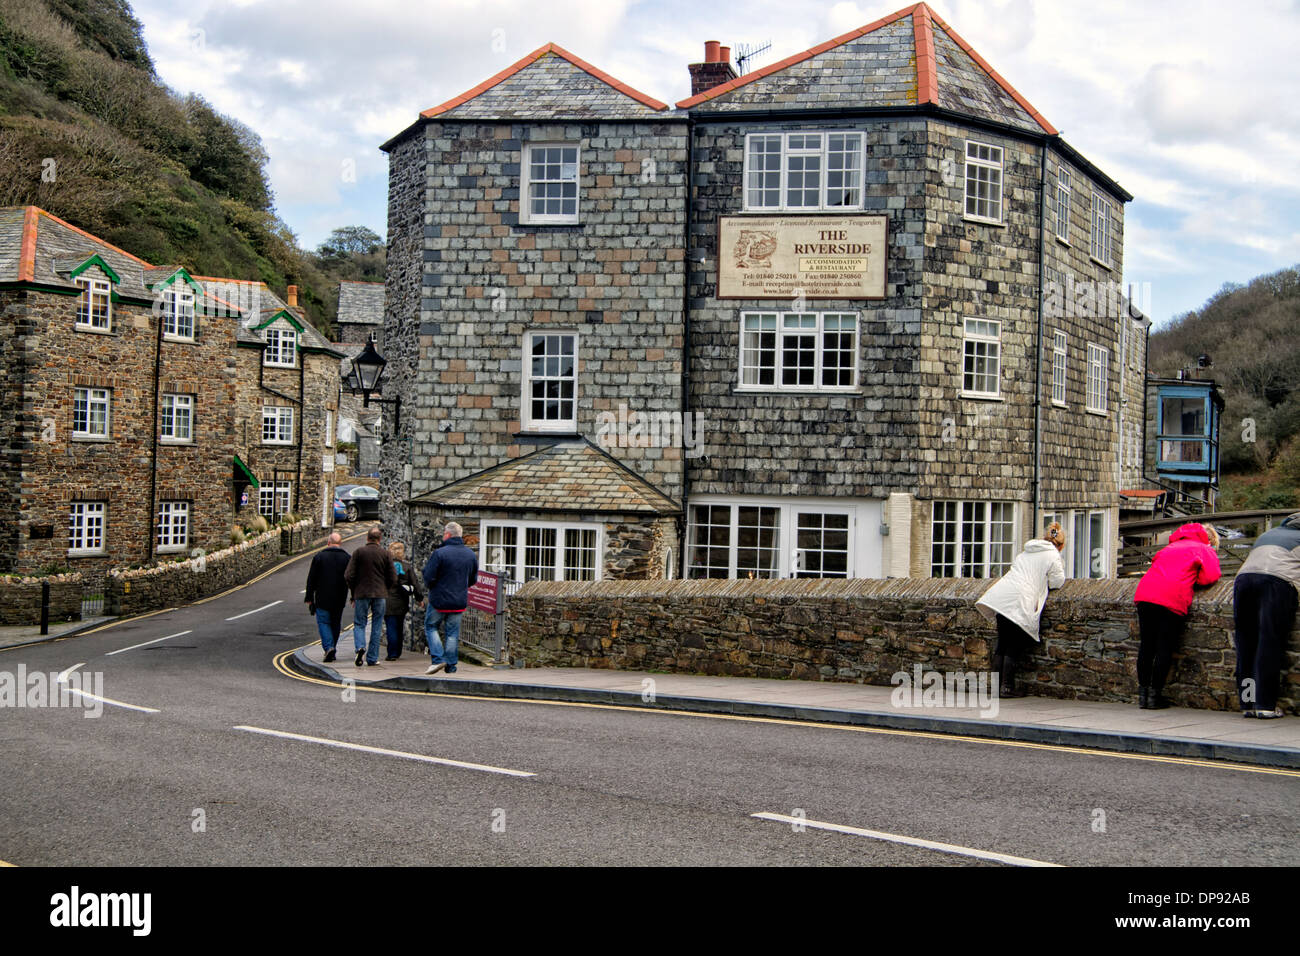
[422,522,478,675]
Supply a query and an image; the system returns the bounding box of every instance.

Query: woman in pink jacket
[1133,523,1221,709]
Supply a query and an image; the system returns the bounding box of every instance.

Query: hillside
[0,0,377,333]
[1149,264,1300,508]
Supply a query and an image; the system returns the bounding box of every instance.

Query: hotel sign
[717,215,888,300]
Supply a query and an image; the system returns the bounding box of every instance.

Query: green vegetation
[0,0,382,335]
[1149,264,1300,509]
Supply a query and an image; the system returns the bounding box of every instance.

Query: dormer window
[161,286,196,340]
[75,275,112,331]
[264,327,297,367]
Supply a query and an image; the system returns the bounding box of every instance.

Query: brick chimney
[688,40,738,96]
[287,285,298,308]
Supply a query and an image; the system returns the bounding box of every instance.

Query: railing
[421,571,522,664]
[1117,509,1296,577]
[81,576,106,618]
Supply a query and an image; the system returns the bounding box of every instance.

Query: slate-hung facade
[0,206,342,574]
[381,2,1143,583]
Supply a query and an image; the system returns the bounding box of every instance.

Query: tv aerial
[734,40,772,74]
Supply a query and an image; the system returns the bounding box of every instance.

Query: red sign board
[467,571,500,614]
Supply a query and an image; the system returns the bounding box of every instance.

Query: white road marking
[233,726,536,777]
[63,689,160,714]
[55,663,85,684]
[106,630,193,656]
[751,812,1063,867]
[225,600,283,621]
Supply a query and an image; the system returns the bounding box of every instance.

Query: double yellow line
[271,647,1300,779]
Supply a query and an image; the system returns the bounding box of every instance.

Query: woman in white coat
[975,523,1067,697]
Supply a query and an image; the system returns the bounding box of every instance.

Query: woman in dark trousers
[1132,523,1221,709]
[384,542,424,661]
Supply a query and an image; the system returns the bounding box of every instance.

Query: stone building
[0,206,341,574]
[336,280,385,348]
[380,2,1143,581]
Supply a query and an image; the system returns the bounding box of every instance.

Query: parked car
[334,484,380,522]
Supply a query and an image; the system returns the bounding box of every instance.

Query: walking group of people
[976,513,1300,716]
[303,522,479,675]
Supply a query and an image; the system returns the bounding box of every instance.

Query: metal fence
[409,572,521,664]
[1117,508,1296,577]
[81,577,106,618]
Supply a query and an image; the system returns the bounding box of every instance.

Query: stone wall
[505,577,1299,713]
[107,524,299,616]
[0,573,84,626]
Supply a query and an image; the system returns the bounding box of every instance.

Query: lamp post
[342,334,401,434]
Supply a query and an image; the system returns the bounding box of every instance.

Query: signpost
[466,570,508,664]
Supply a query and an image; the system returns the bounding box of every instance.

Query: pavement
[291,641,1300,771]
[0,615,115,650]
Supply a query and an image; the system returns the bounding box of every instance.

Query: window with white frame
[160,393,193,443]
[262,405,294,444]
[962,319,1001,397]
[522,144,580,223]
[1054,166,1071,242]
[161,286,195,339]
[258,481,292,519]
[325,410,334,447]
[739,312,858,390]
[156,501,189,552]
[744,132,864,211]
[1086,344,1108,414]
[1072,510,1108,578]
[931,501,1016,578]
[68,501,106,554]
[263,327,297,367]
[481,521,600,582]
[1090,191,1112,266]
[964,141,1003,223]
[687,502,854,579]
[73,387,110,438]
[75,275,112,330]
[522,332,577,431]
[1051,330,1067,405]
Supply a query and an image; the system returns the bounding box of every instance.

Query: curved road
[1,540,1297,868]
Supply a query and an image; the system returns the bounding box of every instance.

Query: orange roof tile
[421,42,668,118]
[32,206,152,267]
[913,2,938,106]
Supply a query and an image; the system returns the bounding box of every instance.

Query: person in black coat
[384,541,424,661]
[305,532,350,663]
[422,522,478,675]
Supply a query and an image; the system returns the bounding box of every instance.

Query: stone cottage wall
[506,577,1298,713]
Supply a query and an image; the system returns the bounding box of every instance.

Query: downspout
[677,115,694,577]
[147,305,163,561]
[1033,137,1048,535]
[296,350,305,517]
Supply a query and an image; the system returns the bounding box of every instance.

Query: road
[1,538,1297,868]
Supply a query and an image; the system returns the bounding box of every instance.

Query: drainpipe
[147,305,163,561]
[296,352,305,516]
[1032,138,1048,535]
[677,116,694,576]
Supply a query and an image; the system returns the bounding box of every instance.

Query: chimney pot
[704,40,720,63]
[287,285,298,308]
[719,45,731,64]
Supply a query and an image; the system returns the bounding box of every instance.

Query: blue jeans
[315,607,343,653]
[425,608,462,670]
[353,597,386,664]
[384,614,407,659]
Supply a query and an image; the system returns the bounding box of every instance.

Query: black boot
[1138,686,1150,709]
[999,657,1022,698]
[1148,688,1170,710]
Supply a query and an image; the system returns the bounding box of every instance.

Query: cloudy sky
[131,0,1300,327]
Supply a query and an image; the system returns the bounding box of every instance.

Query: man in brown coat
[345,526,398,667]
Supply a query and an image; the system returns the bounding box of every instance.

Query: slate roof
[409,440,681,516]
[423,43,670,120]
[337,280,384,325]
[677,2,1056,135]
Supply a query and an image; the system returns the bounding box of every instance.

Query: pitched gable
[424,44,669,120]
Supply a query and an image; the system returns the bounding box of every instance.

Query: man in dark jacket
[345,526,398,667]
[422,522,478,675]
[1234,512,1300,718]
[305,532,350,663]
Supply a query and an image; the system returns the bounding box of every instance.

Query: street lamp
[341,333,401,434]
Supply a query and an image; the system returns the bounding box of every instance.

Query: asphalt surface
[1,544,1298,867]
